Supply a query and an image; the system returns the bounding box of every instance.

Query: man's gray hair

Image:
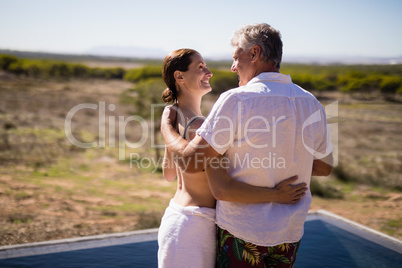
[231,23,283,69]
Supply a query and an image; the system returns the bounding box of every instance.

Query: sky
[0,0,401,61]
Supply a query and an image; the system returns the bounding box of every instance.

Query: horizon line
[1,48,401,65]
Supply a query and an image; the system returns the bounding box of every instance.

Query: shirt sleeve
[301,102,333,160]
[196,92,240,155]
[313,105,333,160]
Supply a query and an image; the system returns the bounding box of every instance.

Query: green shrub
[338,74,401,93]
[0,55,18,70]
[310,177,343,199]
[313,76,337,91]
[90,67,126,79]
[338,77,366,92]
[71,64,90,78]
[291,73,315,90]
[107,67,126,79]
[291,73,336,91]
[1,54,127,80]
[6,61,22,75]
[332,165,357,183]
[379,76,402,94]
[397,85,402,94]
[48,62,72,78]
[124,66,162,82]
[2,54,401,95]
[366,74,382,88]
[89,67,106,78]
[120,78,165,116]
[337,73,380,92]
[209,69,239,94]
[22,61,43,77]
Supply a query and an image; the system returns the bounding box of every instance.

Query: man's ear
[250,45,261,62]
[174,70,184,83]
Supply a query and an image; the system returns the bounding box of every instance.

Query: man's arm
[162,106,307,204]
[312,153,333,176]
[205,157,307,204]
[161,106,218,173]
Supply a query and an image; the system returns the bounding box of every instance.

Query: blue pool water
[0,241,158,268]
[297,219,401,267]
[0,212,401,268]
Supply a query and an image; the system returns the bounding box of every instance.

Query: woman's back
[173,115,215,208]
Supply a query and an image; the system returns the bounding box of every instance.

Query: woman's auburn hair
[161,48,199,103]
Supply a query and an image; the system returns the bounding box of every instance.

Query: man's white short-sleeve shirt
[196,72,332,246]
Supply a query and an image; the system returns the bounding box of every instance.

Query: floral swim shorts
[216,226,300,268]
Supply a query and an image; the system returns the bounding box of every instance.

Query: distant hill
[85,46,167,59]
[1,49,401,66]
[0,49,164,65]
[0,49,232,69]
[282,55,402,65]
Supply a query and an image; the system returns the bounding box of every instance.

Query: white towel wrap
[158,199,216,268]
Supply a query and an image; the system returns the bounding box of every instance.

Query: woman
[158,49,216,268]
[157,49,306,268]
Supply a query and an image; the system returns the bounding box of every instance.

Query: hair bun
[162,88,174,103]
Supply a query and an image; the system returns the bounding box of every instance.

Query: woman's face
[181,53,213,94]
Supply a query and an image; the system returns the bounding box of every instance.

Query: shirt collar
[246,72,292,86]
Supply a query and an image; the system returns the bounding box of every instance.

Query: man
[161,23,333,267]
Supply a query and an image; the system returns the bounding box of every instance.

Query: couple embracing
[157,23,333,268]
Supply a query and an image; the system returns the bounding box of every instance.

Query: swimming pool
[0,210,401,268]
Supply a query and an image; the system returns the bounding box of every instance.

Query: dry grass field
[0,71,401,246]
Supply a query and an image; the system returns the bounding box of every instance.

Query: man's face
[231,46,253,86]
